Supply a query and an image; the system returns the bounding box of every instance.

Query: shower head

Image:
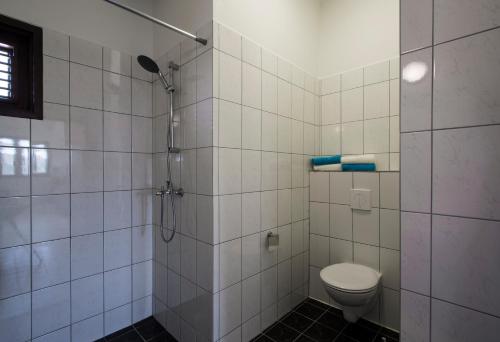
[137,55,159,73]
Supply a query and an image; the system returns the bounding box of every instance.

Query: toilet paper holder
[266,232,279,251]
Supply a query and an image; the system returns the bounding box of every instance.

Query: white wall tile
[71,150,103,193]
[353,208,379,246]
[364,61,390,85]
[32,283,70,337]
[132,260,152,300]
[321,93,340,125]
[71,274,103,322]
[220,283,242,337]
[0,197,30,248]
[104,152,131,191]
[104,112,131,152]
[331,172,353,205]
[71,233,103,279]
[43,28,69,60]
[242,38,261,68]
[434,0,500,43]
[103,72,131,114]
[341,88,363,123]
[401,0,433,52]
[219,100,242,148]
[70,63,102,110]
[219,148,242,194]
[32,239,70,290]
[433,126,500,220]
[242,106,261,150]
[353,243,379,271]
[261,111,277,151]
[364,117,389,153]
[401,48,432,132]
[401,290,430,342]
[103,48,131,76]
[32,103,70,149]
[0,293,31,341]
[342,121,363,155]
[70,36,102,68]
[432,215,500,316]
[44,56,69,105]
[380,209,400,250]
[310,202,329,236]
[32,149,70,195]
[104,266,131,311]
[431,298,500,342]
[401,212,430,295]
[277,79,292,118]
[310,234,329,268]
[434,29,500,129]
[341,69,363,90]
[72,314,104,342]
[0,246,30,299]
[32,194,70,242]
[242,150,261,192]
[242,192,261,236]
[242,63,261,109]
[331,204,352,240]
[219,194,242,242]
[219,53,242,104]
[364,82,389,119]
[262,72,278,114]
[104,228,131,271]
[401,132,431,213]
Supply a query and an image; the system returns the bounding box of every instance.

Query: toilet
[320,263,381,323]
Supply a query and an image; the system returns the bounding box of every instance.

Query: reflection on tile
[401,48,432,132]
[434,29,500,129]
[71,192,103,236]
[0,245,31,299]
[104,71,132,114]
[0,197,30,248]
[0,116,29,147]
[0,147,30,197]
[31,148,70,195]
[32,238,70,290]
[71,150,103,193]
[103,47,131,76]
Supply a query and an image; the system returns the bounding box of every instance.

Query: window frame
[0,14,43,120]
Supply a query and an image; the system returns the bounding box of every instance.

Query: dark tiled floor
[253,298,399,342]
[95,316,177,342]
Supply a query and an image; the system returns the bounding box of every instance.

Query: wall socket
[350,189,372,210]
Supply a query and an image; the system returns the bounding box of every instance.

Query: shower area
[0,0,400,341]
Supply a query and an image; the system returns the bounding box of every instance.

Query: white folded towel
[313,164,342,171]
[341,154,376,164]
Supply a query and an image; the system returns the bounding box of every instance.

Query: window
[0,14,42,120]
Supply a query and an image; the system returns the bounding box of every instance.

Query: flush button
[350,189,371,211]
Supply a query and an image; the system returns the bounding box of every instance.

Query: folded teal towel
[311,155,341,166]
[341,163,376,171]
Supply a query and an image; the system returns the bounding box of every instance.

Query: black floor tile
[317,311,348,332]
[355,319,381,333]
[341,323,379,342]
[108,330,143,342]
[281,312,315,332]
[332,335,357,342]
[95,339,106,342]
[134,317,166,340]
[304,298,331,311]
[294,302,326,320]
[149,331,178,342]
[293,333,315,342]
[303,322,340,342]
[105,326,135,341]
[265,323,301,342]
[252,334,274,342]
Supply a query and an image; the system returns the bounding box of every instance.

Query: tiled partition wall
[319,60,400,171]
[308,171,400,331]
[151,21,217,342]
[210,22,319,341]
[401,1,500,341]
[0,29,154,341]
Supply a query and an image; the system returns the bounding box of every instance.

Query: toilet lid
[320,263,380,292]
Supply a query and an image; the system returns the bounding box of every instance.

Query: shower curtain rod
[103,0,208,45]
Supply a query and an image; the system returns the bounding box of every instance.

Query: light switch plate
[350,189,371,210]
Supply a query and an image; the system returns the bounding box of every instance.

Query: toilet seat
[320,263,381,293]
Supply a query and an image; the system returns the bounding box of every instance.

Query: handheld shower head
[137,55,159,73]
[137,55,173,92]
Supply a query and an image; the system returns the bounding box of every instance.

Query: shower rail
[103,0,208,45]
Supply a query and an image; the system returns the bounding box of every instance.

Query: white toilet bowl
[320,263,381,323]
